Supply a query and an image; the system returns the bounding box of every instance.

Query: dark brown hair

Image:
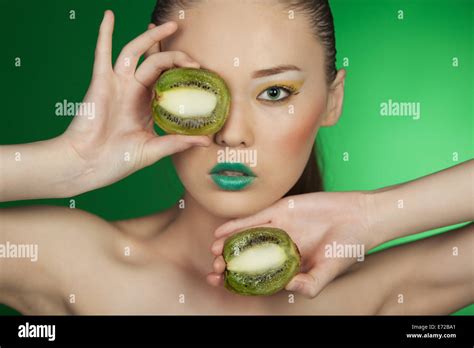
[151,0,337,195]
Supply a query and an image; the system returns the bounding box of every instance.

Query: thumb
[285,272,329,299]
[141,134,210,166]
[214,205,275,238]
[285,262,340,299]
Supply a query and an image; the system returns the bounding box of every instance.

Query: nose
[214,100,254,148]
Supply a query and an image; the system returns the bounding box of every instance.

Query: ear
[320,69,346,127]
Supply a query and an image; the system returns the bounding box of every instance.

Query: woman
[0,0,472,314]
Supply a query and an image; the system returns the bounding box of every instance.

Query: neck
[160,191,230,276]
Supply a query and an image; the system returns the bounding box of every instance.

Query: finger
[144,23,160,59]
[211,222,274,256]
[212,256,226,274]
[93,10,115,76]
[214,207,275,238]
[285,262,341,298]
[206,273,224,287]
[141,134,211,167]
[284,273,318,297]
[135,51,200,88]
[115,21,178,76]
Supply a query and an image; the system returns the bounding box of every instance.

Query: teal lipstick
[210,162,256,191]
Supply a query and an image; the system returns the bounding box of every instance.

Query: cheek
[172,149,201,184]
[283,118,318,154]
[279,97,325,155]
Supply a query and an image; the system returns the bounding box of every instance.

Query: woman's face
[161,0,343,218]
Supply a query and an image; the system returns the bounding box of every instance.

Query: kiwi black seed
[223,227,301,296]
[152,67,231,135]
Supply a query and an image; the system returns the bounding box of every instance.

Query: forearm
[0,136,86,202]
[368,159,474,246]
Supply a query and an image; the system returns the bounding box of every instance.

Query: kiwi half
[223,227,301,296]
[152,67,231,135]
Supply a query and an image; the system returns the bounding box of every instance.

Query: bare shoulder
[0,205,122,313]
[299,223,474,315]
[377,222,474,314]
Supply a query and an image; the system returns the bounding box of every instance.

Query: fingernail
[286,281,301,292]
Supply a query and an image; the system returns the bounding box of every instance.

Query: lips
[218,170,248,177]
[209,163,256,191]
[209,163,256,177]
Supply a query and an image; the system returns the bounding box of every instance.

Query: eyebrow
[252,64,301,78]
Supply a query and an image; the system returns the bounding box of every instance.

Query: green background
[0,0,472,315]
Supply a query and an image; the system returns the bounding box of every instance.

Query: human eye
[257,85,296,104]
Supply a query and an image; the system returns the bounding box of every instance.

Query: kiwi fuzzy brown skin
[152,67,231,135]
[223,227,301,296]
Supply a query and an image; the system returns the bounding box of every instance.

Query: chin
[199,189,274,219]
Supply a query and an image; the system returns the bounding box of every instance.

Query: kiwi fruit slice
[223,227,301,296]
[152,67,231,135]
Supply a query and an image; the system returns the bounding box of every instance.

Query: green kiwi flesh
[152,67,231,135]
[223,227,301,296]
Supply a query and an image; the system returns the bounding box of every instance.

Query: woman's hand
[60,10,210,192]
[206,160,474,299]
[1,11,210,202]
[206,191,376,298]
